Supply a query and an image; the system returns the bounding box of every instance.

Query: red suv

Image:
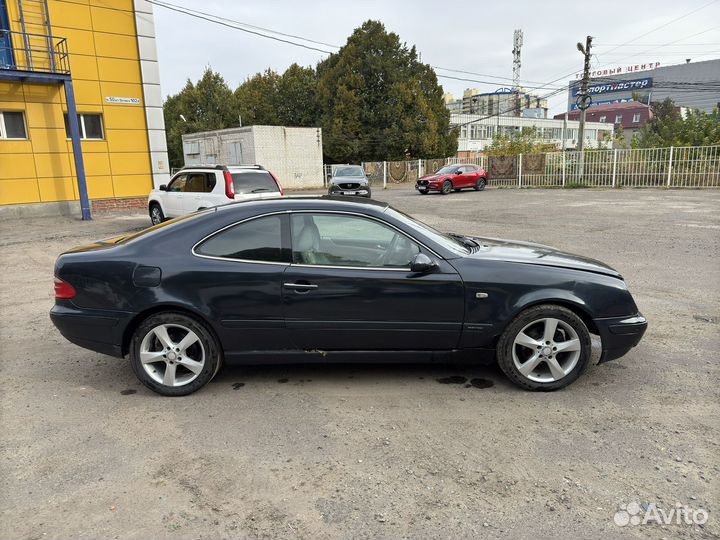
[415,164,488,195]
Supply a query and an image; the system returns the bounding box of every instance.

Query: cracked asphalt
[1,187,718,539]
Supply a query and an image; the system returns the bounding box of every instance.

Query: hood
[465,236,622,278]
[418,174,444,182]
[331,176,368,184]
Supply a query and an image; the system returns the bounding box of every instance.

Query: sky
[151,0,720,116]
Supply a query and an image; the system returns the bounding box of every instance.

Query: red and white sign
[575,62,660,80]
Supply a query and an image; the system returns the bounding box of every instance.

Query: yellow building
[0,0,169,217]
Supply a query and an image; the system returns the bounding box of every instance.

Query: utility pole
[576,35,593,153]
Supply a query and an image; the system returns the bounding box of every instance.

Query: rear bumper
[50,303,133,358]
[594,313,648,363]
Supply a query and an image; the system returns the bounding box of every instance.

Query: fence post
[667,146,674,187]
[562,151,566,187]
[612,148,618,188]
[518,154,523,188]
[418,159,423,179]
[383,161,387,189]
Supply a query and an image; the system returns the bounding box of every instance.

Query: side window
[196,215,286,263]
[291,213,420,268]
[185,173,207,193]
[167,174,187,192]
[206,173,217,192]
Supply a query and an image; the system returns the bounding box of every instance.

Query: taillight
[54,277,76,299]
[224,170,235,199]
[269,171,283,195]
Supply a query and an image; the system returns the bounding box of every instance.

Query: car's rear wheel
[441,180,452,195]
[149,203,165,225]
[496,304,591,391]
[474,177,487,191]
[130,312,222,396]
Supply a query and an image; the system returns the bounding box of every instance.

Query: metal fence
[324,145,720,189]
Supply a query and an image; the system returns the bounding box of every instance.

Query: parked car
[50,196,646,396]
[328,165,371,198]
[148,165,283,224]
[416,164,487,195]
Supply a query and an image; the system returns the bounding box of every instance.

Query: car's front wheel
[441,180,452,195]
[419,189,428,195]
[496,304,592,391]
[130,312,222,396]
[149,203,165,225]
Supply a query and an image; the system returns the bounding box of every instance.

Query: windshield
[333,166,365,177]
[384,207,469,256]
[232,171,280,194]
[435,166,460,175]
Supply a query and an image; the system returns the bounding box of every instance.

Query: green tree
[234,69,281,126]
[235,65,318,127]
[316,20,456,162]
[632,98,720,148]
[163,68,238,168]
[276,63,319,126]
[484,127,555,156]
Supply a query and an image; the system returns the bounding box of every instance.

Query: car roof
[180,164,266,172]
[213,195,389,213]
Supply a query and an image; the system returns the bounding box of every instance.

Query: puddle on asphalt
[437,376,467,385]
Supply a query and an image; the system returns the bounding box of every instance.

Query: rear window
[231,171,280,195]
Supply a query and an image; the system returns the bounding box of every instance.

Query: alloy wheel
[139,323,206,387]
[150,206,163,225]
[511,317,581,383]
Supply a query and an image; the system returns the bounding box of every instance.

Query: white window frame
[0,111,28,140]
[615,114,623,124]
[632,113,641,123]
[599,116,607,123]
[64,113,105,140]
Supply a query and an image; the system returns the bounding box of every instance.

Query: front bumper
[50,302,133,358]
[416,183,441,191]
[329,186,371,197]
[594,313,648,363]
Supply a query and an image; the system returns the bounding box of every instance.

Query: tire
[474,177,487,191]
[130,312,222,396]
[441,180,452,195]
[419,189,428,195]
[496,304,592,391]
[149,203,165,225]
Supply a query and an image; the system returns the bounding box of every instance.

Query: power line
[593,0,719,56]
[145,0,335,54]
[148,0,342,50]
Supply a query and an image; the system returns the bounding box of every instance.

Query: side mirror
[410,253,438,274]
[159,184,167,191]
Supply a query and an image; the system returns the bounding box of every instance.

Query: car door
[282,212,465,351]
[456,166,473,188]
[164,174,187,217]
[192,213,295,357]
[182,172,212,213]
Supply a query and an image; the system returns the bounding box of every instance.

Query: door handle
[283,282,318,290]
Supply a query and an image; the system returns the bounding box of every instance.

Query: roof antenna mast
[512,29,523,116]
